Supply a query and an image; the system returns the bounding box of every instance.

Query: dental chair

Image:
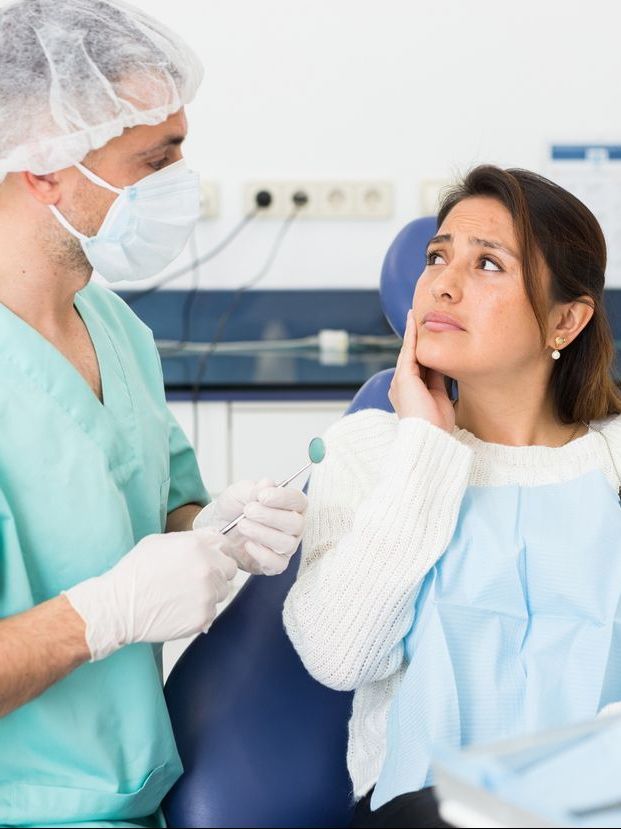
[162,216,437,829]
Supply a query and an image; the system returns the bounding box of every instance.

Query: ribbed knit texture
[283,409,621,799]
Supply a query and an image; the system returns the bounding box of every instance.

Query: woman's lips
[422,320,464,332]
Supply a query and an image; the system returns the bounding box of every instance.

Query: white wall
[124,0,621,291]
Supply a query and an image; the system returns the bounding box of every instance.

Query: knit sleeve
[283,411,473,691]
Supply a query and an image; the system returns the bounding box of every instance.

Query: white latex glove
[193,478,308,576]
[64,528,237,662]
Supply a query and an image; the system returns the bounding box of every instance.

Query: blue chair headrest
[380,216,437,338]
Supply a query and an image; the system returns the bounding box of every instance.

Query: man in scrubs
[0,1,307,826]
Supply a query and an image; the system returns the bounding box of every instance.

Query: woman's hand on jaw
[388,309,456,433]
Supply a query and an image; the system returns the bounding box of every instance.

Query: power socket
[244,181,317,218]
[419,179,451,216]
[316,181,355,218]
[200,180,219,219]
[244,180,393,219]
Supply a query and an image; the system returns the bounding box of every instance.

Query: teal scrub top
[0,283,209,828]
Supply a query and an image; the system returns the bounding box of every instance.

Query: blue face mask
[49,159,201,283]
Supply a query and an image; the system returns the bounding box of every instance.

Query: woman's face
[413,196,548,382]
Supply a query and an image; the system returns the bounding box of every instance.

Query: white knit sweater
[283,409,621,800]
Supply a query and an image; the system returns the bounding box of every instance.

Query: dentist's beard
[42,216,93,279]
[44,172,109,280]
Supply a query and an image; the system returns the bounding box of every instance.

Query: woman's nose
[430,265,463,302]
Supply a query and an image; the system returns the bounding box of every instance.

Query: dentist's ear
[21,170,64,206]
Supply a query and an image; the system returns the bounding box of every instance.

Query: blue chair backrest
[162,217,436,828]
[381,216,437,337]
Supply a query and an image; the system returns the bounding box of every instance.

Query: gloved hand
[64,528,237,662]
[193,479,308,576]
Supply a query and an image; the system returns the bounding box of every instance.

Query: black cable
[179,232,201,351]
[190,208,301,453]
[124,209,258,308]
[183,232,201,447]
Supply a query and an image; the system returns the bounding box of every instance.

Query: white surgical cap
[0,0,204,181]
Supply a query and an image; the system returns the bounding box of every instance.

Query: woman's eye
[480,256,502,272]
[425,251,446,266]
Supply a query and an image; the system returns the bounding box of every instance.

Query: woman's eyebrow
[427,234,451,247]
[427,233,517,258]
[470,236,518,258]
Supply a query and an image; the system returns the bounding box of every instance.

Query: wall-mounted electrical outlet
[244,181,316,218]
[316,181,356,218]
[200,180,220,219]
[244,180,394,219]
[352,182,393,218]
[244,182,284,218]
[420,179,451,216]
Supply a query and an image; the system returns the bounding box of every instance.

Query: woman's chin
[415,343,459,376]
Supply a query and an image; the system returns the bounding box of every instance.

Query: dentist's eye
[149,158,168,170]
[425,251,446,266]
[480,256,502,272]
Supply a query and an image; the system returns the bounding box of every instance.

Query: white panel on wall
[167,401,230,497]
[113,0,621,292]
[231,401,348,485]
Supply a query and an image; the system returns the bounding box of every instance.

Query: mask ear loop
[48,203,88,241]
[75,162,123,195]
[48,162,124,240]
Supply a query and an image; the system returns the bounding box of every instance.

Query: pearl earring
[552,336,566,360]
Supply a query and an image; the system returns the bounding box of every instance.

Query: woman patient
[284,165,621,828]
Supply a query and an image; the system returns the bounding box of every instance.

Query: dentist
[0,1,306,826]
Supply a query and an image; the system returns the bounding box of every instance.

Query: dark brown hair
[437,165,621,424]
